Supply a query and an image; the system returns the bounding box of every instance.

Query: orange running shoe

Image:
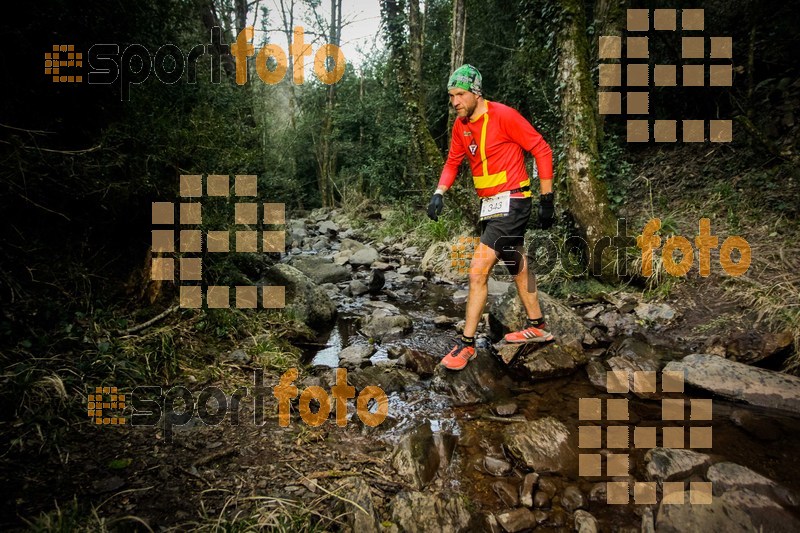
[504,323,554,343]
[440,339,477,370]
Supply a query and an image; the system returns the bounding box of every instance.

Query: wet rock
[665,354,800,414]
[364,300,401,314]
[606,336,663,397]
[390,491,470,533]
[483,457,512,477]
[549,508,567,527]
[503,417,577,474]
[349,280,369,296]
[336,477,380,531]
[573,510,598,533]
[706,462,798,507]
[368,269,385,293]
[586,360,608,391]
[490,290,589,348]
[496,508,536,532]
[588,482,607,502]
[492,481,519,507]
[718,489,800,532]
[634,302,677,323]
[432,348,517,406]
[261,264,336,327]
[655,489,754,533]
[350,247,380,266]
[729,409,783,441]
[533,510,548,525]
[645,448,711,481]
[289,256,351,285]
[503,341,588,379]
[338,345,375,370]
[537,477,558,498]
[349,366,419,394]
[533,490,551,508]
[400,348,438,378]
[494,402,518,416]
[360,312,413,341]
[492,290,590,378]
[434,315,459,328]
[519,472,539,507]
[392,423,440,489]
[724,330,794,365]
[561,485,586,512]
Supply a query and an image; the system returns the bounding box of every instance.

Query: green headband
[447,64,482,96]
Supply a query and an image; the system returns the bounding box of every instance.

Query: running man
[427,64,555,371]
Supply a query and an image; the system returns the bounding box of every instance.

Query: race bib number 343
[479,191,511,221]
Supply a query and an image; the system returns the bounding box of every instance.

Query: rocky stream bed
[257,208,800,532]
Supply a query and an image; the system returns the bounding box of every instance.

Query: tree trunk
[557,0,618,280]
[450,0,466,71]
[202,0,237,79]
[316,0,341,207]
[593,0,624,137]
[381,0,442,191]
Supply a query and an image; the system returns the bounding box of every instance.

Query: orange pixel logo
[88,386,126,425]
[578,369,713,505]
[45,44,83,83]
[599,9,733,143]
[151,174,286,309]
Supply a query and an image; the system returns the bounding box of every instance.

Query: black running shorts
[479,198,532,251]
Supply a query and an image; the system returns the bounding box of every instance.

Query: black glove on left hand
[538,193,554,229]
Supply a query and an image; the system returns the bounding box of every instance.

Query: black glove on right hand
[427,193,444,221]
[538,193,554,229]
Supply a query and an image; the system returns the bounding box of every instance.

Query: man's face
[449,88,478,119]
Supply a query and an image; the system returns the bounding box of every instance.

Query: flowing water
[301,266,800,529]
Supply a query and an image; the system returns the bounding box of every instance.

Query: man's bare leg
[514,253,543,320]
[463,242,499,338]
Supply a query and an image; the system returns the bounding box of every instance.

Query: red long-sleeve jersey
[438,101,553,198]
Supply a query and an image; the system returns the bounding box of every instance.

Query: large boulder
[664,354,800,415]
[392,423,440,489]
[338,344,375,370]
[706,462,798,507]
[503,417,577,474]
[289,255,350,285]
[644,448,711,482]
[349,247,380,266]
[261,264,336,327]
[655,490,755,533]
[432,346,518,406]
[359,311,413,341]
[491,289,590,378]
